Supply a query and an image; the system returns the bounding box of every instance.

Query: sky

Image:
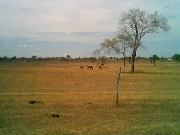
[0,0,180,58]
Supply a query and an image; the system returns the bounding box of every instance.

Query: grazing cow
[80,66,84,69]
[99,66,102,70]
[87,65,93,70]
[101,63,104,66]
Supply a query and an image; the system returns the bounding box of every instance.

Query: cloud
[65,32,73,36]
[17,44,28,47]
[0,0,141,35]
[31,32,115,43]
[164,5,171,9]
[101,37,105,40]
[1,0,178,37]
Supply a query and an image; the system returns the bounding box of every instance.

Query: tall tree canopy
[118,8,170,73]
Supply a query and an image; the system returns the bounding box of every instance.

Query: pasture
[0,60,179,134]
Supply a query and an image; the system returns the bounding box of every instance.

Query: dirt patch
[28,100,43,104]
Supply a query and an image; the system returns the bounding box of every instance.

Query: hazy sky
[0,0,180,58]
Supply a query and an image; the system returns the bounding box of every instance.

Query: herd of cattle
[80,63,104,70]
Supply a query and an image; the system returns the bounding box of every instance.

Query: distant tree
[3,55,7,61]
[100,38,119,63]
[59,57,65,61]
[12,56,16,60]
[99,56,106,64]
[149,57,153,64]
[100,36,130,69]
[152,54,158,66]
[38,57,42,62]
[67,55,71,59]
[9,56,17,62]
[172,54,180,61]
[116,32,132,69]
[118,8,170,73]
[32,55,37,60]
[92,48,102,67]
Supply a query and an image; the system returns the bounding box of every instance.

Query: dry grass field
[0,60,179,134]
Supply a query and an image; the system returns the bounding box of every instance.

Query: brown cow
[101,63,104,66]
[99,66,102,70]
[87,65,93,70]
[80,66,84,69]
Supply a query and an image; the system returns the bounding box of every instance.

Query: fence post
[116,68,121,106]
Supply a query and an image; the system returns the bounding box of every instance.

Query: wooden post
[116,68,121,106]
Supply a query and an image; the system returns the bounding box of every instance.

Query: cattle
[99,66,102,70]
[87,65,93,70]
[80,66,84,69]
[101,63,105,66]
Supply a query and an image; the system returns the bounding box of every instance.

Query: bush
[172,54,180,61]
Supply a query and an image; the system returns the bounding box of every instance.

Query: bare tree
[100,35,131,69]
[116,29,133,69]
[118,8,170,73]
[92,48,102,67]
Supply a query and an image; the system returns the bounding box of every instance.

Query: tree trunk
[131,59,135,73]
[131,48,136,73]
[116,68,121,106]
[96,58,99,68]
[131,34,138,73]
[153,58,155,66]
[151,58,153,63]
[129,57,131,64]
[123,56,125,69]
[123,46,126,69]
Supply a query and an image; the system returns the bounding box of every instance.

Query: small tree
[10,56,17,62]
[100,37,130,69]
[152,54,158,66]
[149,57,153,63]
[67,55,71,59]
[172,54,180,61]
[116,31,133,69]
[12,56,16,60]
[3,55,7,61]
[32,55,37,60]
[92,48,102,67]
[118,8,170,73]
